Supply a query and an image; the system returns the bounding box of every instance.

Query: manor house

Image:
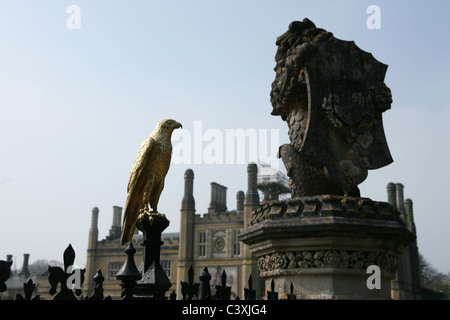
[82,163,430,300]
[84,163,289,299]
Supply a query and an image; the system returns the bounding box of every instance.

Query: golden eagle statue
[120,119,182,245]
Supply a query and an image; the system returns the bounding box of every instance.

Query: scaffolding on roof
[256,163,290,201]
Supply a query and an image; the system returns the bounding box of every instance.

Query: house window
[232,230,241,257]
[108,261,123,280]
[161,260,172,278]
[198,231,207,257]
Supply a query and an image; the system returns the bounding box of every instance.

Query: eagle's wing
[127,136,154,193]
[121,136,155,245]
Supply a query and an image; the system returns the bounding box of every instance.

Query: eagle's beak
[175,121,182,129]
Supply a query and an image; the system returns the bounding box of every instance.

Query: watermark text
[172,121,280,169]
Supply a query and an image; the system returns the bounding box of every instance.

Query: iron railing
[1,243,296,300]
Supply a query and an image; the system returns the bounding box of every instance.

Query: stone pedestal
[239,195,415,300]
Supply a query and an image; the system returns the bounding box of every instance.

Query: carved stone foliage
[258,250,399,275]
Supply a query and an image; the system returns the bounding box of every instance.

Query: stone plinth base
[264,267,392,300]
[239,195,415,300]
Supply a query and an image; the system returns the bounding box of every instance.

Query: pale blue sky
[1,1,449,275]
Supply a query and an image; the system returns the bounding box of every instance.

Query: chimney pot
[396,183,405,214]
[182,169,195,210]
[245,163,259,206]
[19,253,30,278]
[386,182,396,209]
[236,191,244,212]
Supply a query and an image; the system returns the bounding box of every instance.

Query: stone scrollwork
[258,250,399,275]
[248,195,404,226]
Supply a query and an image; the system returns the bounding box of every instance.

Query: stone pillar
[392,197,422,300]
[85,207,99,293]
[240,196,415,299]
[181,169,195,211]
[209,182,218,213]
[404,199,415,235]
[240,163,262,299]
[245,163,259,209]
[177,169,196,298]
[386,183,397,209]
[396,183,405,214]
[404,199,422,299]
[109,206,122,238]
[113,206,122,228]
[236,191,245,213]
[222,186,228,212]
[217,184,221,211]
[19,254,30,278]
[88,207,99,248]
[209,183,227,213]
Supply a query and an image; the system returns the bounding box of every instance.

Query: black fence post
[48,244,85,300]
[0,260,13,300]
[87,269,111,300]
[287,282,296,300]
[180,265,199,300]
[116,242,142,300]
[215,270,231,300]
[267,279,278,300]
[133,213,172,300]
[15,278,40,300]
[244,274,256,300]
[198,267,212,300]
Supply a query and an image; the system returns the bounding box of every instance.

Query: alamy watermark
[366,265,381,290]
[66,5,81,30]
[366,5,381,30]
[66,265,82,290]
[171,121,281,170]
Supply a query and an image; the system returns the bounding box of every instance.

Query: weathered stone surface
[270,18,393,197]
[239,196,415,299]
[240,18,414,300]
[240,196,414,249]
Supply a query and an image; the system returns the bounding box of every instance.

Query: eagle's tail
[120,219,136,246]
[120,197,140,245]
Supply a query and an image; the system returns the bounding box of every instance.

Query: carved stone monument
[239,19,414,299]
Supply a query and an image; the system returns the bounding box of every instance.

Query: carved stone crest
[270,18,393,197]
